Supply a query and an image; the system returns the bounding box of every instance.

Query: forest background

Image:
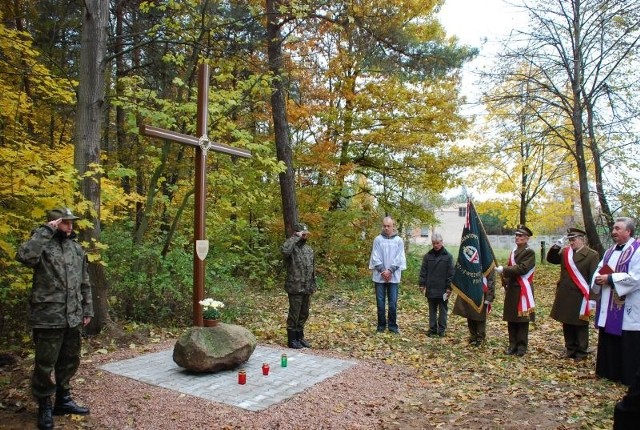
[0,0,640,395]
[1,1,640,428]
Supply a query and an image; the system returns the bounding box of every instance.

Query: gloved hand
[555,237,565,247]
[495,266,503,274]
[485,301,492,314]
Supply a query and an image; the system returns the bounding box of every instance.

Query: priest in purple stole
[592,217,640,386]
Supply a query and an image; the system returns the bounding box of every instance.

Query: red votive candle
[238,370,246,385]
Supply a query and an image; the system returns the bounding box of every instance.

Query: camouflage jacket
[16,225,93,328]
[281,235,316,294]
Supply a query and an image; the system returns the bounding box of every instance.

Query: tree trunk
[266,0,298,237]
[585,101,614,234]
[519,163,527,225]
[114,0,130,192]
[133,141,170,245]
[162,189,194,257]
[74,0,110,334]
[329,74,357,211]
[571,0,603,256]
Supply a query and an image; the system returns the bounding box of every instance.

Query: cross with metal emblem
[139,63,252,326]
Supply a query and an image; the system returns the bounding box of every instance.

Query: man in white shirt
[369,216,406,333]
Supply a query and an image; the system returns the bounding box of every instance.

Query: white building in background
[409,204,466,246]
[409,203,557,252]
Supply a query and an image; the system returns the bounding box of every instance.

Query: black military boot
[287,329,303,349]
[298,330,311,348]
[37,396,54,430]
[53,390,90,416]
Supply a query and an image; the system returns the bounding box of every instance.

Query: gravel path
[73,340,421,430]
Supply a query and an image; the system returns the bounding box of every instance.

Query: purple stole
[596,240,640,335]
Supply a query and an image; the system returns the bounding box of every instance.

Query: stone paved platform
[100,345,356,411]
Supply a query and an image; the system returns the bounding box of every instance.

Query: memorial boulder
[173,323,256,373]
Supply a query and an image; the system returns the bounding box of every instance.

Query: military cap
[514,225,533,237]
[47,207,80,221]
[566,227,587,238]
[294,222,309,232]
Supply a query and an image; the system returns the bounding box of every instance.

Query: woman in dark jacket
[419,233,455,337]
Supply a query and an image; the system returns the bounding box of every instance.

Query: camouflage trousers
[31,326,82,399]
[286,293,310,331]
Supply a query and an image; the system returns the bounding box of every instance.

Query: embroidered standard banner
[451,199,497,313]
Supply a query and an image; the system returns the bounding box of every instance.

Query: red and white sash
[509,248,535,316]
[563,247,590,320]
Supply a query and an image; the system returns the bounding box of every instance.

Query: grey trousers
[427,297,449,335]
[467,319,487,343]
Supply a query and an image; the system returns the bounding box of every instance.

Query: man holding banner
[495,225,536,357]
[546,228,599,361]
[451,199,497,347]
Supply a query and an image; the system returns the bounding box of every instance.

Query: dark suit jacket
[418,248,454,299]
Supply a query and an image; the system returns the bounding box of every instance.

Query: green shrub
[102,226,193,325]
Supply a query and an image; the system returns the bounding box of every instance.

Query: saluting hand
[47,218,62,230]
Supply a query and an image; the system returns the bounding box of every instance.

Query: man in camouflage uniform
[281,222,316,349]
[16,207,93,430]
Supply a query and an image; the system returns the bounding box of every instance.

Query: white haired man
[592,217,640,386]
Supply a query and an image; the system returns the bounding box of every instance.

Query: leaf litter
[0,264,627,429]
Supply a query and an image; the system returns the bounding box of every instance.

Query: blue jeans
[375,283,399,331]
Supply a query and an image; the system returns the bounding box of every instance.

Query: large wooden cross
[139,64,252,326]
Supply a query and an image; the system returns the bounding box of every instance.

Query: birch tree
[485,0,640,254]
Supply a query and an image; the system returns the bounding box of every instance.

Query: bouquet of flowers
[199,298,225,320]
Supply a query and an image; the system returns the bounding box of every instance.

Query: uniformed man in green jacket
[281,222,316,349]
[16,207,93,430]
